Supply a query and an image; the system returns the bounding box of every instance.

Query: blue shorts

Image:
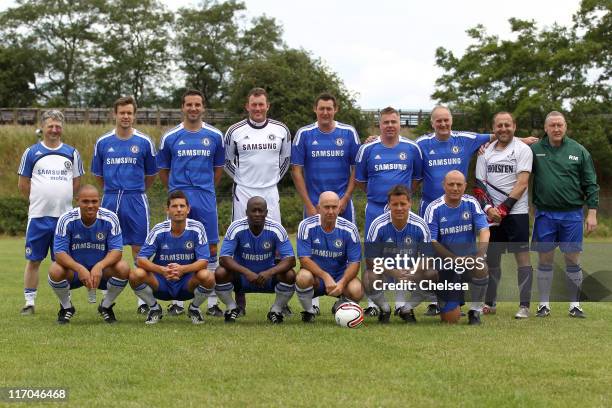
[234,274,279,294]
[181,190,219,244]
[313,273,344,298]
[68,269,109,290]
[365,202,388,237]
[531,209,583,253]
[153,272,194,301]
[303,199,355,223]
[25,217,58,261]
[102,192,149,246]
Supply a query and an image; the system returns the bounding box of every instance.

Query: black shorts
[488,213,530,255]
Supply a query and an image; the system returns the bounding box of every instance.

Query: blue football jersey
[291,121,360,204]
[138,219,210,266]
[423,195,489,256]
[355,138,422,204]
[54,207,123,269]
[157,123,224,193]
[297,215,361,276]
[365,211,431,259]
[91,129,157,193]
[220,218,295,273]
[416,131,491,204]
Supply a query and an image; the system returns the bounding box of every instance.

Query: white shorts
[232,184,281,223]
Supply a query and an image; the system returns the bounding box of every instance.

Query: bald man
[295,191,364,323]
[423,171,490,325]
[48,184,130,324]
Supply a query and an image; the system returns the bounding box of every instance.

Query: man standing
[18,109,84,315]
[355,106,422,315]
[363,185,433,324]
[129,190,216,325]
[214,197,296,324]
[292,92,360,222]
[224,87,291,223]
[157,89,224,316]
[531,111,598,318]
[424,171,490,325]
[48,185,130,324]
[474,112,534,318]
[91,96,157,312]
[295,191,363,323]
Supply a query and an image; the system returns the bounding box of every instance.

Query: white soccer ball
[334,302,364,328]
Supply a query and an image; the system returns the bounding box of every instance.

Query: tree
[86,0,174,106]
[174,0,283,107]
[0,42,44,107]
[0,0,104,106]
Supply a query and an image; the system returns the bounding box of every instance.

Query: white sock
[470,276,489,311]
[207,293,218,308]
[367,297,378,309]
[296,286,315,314]
[48,278,71,309]
[137,297,146,306]
[312,296,320,308]
[215,283,237,310]
[394,289,406,310]
[102,277,128,308]
[133,283,157,307]
[271,282,295,313]
[192,285,213,308]
[24,288,37,306]
[537,264,554,304]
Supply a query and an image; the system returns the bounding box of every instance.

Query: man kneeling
[215,197,296,323]
[296,191,364,323]
[48,185,130,324]
[129,190,215,325]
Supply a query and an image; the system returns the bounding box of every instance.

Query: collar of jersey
[247,118,268,129]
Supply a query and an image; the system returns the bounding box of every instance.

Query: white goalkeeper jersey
[224,118,291,188]
[475,137,533,215]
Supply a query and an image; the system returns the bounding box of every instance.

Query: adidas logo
[441,217,447,222]
[162,244,169,249]
[35,151,43,156]
[429,149,435,154]
[313,238,321,244]
[243,243,251,248]
[312,140,319,145]
[108,147,115,152]
[178,140,186,145]
[74,234,81,239]
[386,238,394,242]
[374,154,381,160]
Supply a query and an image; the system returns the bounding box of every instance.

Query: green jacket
[531,135,599,211]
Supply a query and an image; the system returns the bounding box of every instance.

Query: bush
[0,196,28,235]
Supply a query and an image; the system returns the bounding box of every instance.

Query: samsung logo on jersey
[177,149,211,157]
[242,143,277,151]
[71,242,106,251]
[106,157,137,165]
[374,163,408,171]
[160,253,195,261]
[440,224,473,235]
[312,249,343,258]
[429,158,462,166]
[241,252,273,261]
[487,164,514,173]
[37,169,69,176]
[311,150,345,158]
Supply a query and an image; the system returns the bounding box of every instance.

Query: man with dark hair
[157,89,225,317]
[91,95,157,310]
[18,109,84,315]
[129,190,216,325]
[531,111,599,318]
[214,196,296,324]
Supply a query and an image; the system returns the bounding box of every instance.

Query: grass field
[2,236,612,407]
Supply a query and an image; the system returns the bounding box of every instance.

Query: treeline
[423,0,610,182]
[0,0,370,135]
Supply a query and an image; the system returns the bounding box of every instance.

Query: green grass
[2,236,612,407]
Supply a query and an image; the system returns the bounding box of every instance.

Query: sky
[2,0,583,109]
[168,0,582,109]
